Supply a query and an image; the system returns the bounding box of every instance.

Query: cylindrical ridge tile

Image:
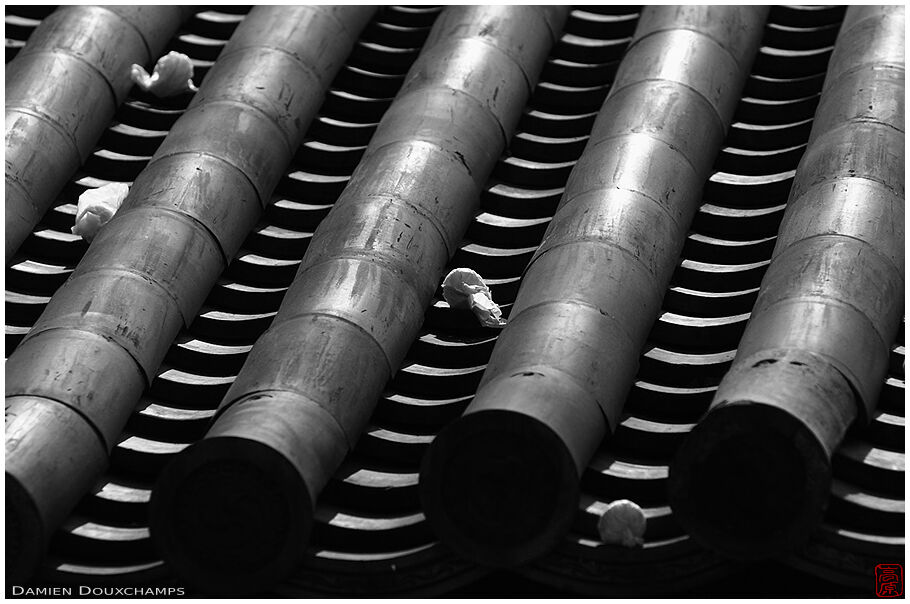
[150,5,567,594]
[6,6,375,586]
[669,5,905,560]
[420,5,768,568]
[5,5,187,259]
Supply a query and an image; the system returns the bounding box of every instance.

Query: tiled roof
[5,4,904,597]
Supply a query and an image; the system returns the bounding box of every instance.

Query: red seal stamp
[875,563,903,597]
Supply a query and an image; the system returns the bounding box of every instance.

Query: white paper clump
[130,51,199,97]
[71,183,130,243]
[597,499,646,548]
[442,268,507,328]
